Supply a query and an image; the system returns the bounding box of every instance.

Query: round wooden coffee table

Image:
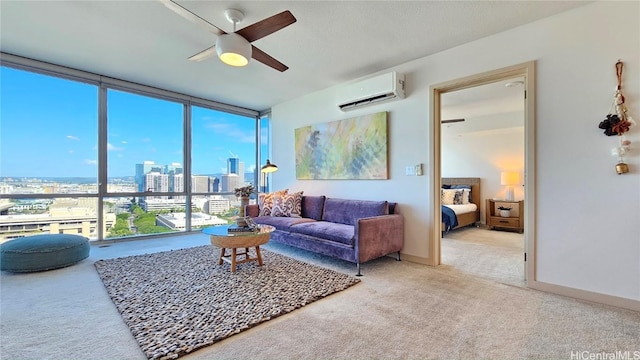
[202,225,275,272]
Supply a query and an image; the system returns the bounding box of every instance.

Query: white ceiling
[0,1,588,112]
[441,77,525,136]
[441,77,525,120]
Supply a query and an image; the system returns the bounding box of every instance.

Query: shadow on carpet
[94,246,360,360]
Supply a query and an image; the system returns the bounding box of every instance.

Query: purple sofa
[246,196,404,275]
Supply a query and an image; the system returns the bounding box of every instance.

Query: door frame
[428,61,536,284]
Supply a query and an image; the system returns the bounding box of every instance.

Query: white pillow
[461,188,471,204]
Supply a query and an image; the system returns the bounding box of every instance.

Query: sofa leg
[396,251,401,261]
[356,262,362,277]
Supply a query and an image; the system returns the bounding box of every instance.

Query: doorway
[440,78,525,285]
[428,62,536,285]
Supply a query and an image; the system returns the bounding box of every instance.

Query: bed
[441,177,481,234]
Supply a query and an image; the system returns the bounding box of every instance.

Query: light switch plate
[405,166,415,176]
[415,163,423,176]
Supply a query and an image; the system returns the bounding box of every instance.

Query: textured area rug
[94,246,360,360]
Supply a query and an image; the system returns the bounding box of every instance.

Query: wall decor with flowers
[598,60,636,174]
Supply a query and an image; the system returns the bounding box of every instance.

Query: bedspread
[442,205,458,233]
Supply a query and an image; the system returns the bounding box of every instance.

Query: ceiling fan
[441,118,465,124]
[160,0,296,72]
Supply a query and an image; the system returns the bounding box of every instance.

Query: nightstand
[486,199,524,233]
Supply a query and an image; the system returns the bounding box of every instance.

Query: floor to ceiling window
[0,54,264,242]
[191,105,258,227]
[103,89,185,239]
[107,89,184,194]
[259,113,273,192]
[0,66,100,241]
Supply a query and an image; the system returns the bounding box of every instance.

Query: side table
[202,225,275,272]
[486,199,524,233]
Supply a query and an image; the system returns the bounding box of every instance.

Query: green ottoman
[0,234,90,273]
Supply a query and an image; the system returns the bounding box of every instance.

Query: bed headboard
[441,177,481,206]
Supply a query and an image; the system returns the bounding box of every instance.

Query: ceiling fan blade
[159,0,225,36]
[188,46,216,62]
[236,10,296,43]
[251,45,288,72]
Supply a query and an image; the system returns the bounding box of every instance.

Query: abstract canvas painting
[295,111,388,180]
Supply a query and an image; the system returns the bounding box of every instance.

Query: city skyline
[135,157,248,194]
[0,66,268,178]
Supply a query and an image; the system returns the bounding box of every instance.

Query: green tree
[131,204,145,215]
[107,217,133,237]
[133,212,173,234]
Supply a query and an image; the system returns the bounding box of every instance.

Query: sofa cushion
[290,221,354,246]
[272,191,304,217]
[252,216,315,231]
[301,195,326,220]
[322,198,388,226]
[258,189,288,216]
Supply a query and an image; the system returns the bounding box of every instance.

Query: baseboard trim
[398,253,429,265]
[529,280,640,312]
[399,254,639,311]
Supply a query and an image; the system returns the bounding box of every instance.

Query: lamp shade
[261,159,278,173]
[500,171,520,186]
[216,33,252,67]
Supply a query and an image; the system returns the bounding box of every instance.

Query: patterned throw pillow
[258,189,288,216]
[453,190,464,205]
[272,191,304,217]
[450,185,472,204]
[441,189,462,205]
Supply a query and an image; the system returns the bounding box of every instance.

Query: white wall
[271,2,639,301]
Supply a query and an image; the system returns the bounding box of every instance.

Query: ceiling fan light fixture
[216,33,252,67]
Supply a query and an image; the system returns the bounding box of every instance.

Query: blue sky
[0,66,268,178]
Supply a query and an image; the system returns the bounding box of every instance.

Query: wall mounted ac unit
[337,71,406,112]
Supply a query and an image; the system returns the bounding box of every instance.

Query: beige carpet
[94,247,360,360]
[1,232,639,360]
[441,226,525,286]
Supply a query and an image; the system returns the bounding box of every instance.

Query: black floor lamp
[260,159,278,192]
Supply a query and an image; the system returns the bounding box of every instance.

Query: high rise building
[144,172,168,198]
[238,161,245,186]
[164,163,183,175]
[136,161,185,194]
[227,157,245,187]
[172,173,185,200]
[173,174,184,193]
[165,163,183,193]
[192,175,209,193]
[227,157,239,175]
[135,161,162,192]
[136,161,222,195]
[209,176,219,193]
[221,173,240,193]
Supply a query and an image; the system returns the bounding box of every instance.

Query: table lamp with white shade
[500,171,520,201]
